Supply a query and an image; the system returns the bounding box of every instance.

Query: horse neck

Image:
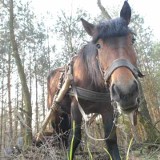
[73,55,105,92]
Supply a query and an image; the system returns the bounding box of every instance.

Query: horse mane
[77,43,104,88]
[93,17,131,43]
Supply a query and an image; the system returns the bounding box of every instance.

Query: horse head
[81,1,143,116]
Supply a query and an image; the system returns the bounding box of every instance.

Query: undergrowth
[1,118,160,160]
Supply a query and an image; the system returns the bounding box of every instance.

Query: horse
[47,1,143,159]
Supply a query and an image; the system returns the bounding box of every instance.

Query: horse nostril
[111,80,139,103]
[136,97,140,104]
[130,80,139,96]
[111,84,120,101]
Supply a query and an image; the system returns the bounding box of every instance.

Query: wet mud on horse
[47,1,143,159]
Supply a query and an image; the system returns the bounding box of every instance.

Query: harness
[53,55,144,141]
[68,87,110,102]
[103,58,144,82]
[36,55,143,142]
[48,52,143,141]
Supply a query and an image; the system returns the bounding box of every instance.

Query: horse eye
[132,37,136,44]
[96,44,101,49]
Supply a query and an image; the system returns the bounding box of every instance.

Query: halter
[103,58,144,82]
[96,55,144,84]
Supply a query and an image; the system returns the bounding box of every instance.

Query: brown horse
[48,1,143,159]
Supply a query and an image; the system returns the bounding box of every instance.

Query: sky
[31,0,160,41]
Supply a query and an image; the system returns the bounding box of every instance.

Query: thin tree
[0,58,5,155]
[7,47,13,143]
[9,0,32,146]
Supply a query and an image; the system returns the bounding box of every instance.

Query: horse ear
[81,18,95,36]
[120,1,131,25]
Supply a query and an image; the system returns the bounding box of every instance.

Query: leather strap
[68,87,110,102]
[71,82,88,121]
[104,59,144,81]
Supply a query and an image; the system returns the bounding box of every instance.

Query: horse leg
[59,113,71,148]
[67,99,82,160]
[101,112,121,160]
[50,112,70,148]
[50,113,62,148]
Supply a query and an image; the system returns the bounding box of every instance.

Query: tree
[150,42,160,96]
[0,52,6,154]
[7,45,13,143]
[9,0,32,146]
[0,0,55,152]
[131,13,160,141]
[54,9,91,67]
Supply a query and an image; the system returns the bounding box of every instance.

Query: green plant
[126,137,133,160]
[68,120,76,160]
[103,147,112,160]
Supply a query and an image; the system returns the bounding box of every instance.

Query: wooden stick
[36,73,73,141]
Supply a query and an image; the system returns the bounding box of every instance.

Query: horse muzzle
[102,58,143,112]
[110,79,140,112]
[110,80,140,126]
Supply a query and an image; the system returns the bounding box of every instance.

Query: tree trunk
[7,50,13,142]
[9,0,32,147]
[97,0,111,19]
[42,76,45,120]
[0,62,5,155]
[47,28,51,73]
[14,82,19,143]
[3,110,7,148]
[20,91,25,136]
[138,81,160,142]
[35,69,39,132]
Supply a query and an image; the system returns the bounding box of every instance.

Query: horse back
[47,67,64,109]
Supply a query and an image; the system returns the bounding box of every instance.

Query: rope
[71,82,119,141]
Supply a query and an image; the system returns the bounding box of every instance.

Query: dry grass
[1,138,160,160]
[1,141,160,160]
[1,116,160,160]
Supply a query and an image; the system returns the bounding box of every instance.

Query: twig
[97,0,112,19]
[154,119,160,126]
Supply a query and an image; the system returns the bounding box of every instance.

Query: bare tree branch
[1,0,9,11]
[97,0,111,19]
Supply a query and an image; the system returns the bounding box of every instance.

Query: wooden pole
[36,73,73,141]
